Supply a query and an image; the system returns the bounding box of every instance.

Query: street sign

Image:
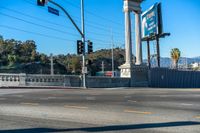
[48,6,59,16]
[82,67,88,74]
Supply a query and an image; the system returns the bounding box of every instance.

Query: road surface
[0,88,200,133]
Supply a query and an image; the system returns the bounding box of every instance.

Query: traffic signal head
[77,40,84,55]
[87,41,93,54]
[37,0,46,6]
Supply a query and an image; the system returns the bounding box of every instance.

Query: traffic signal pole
[48,0,86,88]
[81,0,86,88]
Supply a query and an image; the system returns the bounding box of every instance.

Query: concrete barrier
[0,72,148,88]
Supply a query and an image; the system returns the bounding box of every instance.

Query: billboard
[141,3,163,38]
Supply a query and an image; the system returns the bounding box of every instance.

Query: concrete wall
[0,73,130,88]
[86,76,130,88]
[0,68,149,88]
[130,65,149,87]
[149,68,200,88]
[0,73,22,87]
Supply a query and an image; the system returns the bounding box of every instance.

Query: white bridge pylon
[119,0,143,78]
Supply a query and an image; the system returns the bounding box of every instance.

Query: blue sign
[142,3,163,38]
[48,6,59,16]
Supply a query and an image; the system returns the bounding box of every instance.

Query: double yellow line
[20,102,39,106]
[64,105,88,109]
[124,109,152,115]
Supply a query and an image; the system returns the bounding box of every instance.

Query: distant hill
[144,57,200,68]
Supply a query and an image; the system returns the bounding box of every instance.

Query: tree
[40,53,48,64]
[0,35,3,44]
[7,54,17,66]
[71,56,81,74]
[171,48,181,69]
[19,40,37,62]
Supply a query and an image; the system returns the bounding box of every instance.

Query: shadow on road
[0,121,200,133]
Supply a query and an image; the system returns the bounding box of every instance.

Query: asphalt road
[0,88,200,133]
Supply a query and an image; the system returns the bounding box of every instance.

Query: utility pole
[111,29,114,77]
[101,61,105,73]
[50,53,54,75]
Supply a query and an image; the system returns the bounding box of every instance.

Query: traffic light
[87,41,93,54]
[77,40,84,55]
[37,0,46,6]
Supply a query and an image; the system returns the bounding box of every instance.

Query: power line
[0,12,80,37]
[63,0,124,27]
[23,0,124,35]
[0,25,75,42]
[0,24,120,47]
[0,12,123,45]
[0,6,123,38]
[0,6,75,31]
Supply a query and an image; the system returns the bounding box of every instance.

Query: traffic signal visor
[37,0,46,6]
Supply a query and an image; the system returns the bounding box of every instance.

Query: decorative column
[124,10,132,65]
[119,0,133,78]
[135,11,143,65]
[119,0,144,78]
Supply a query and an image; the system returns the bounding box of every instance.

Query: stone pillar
[119,2,133,78]
[124,10,132,65]
[120,0,144,78]
[135,11,142,65]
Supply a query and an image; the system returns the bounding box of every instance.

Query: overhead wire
[0,25,117,48]
[0,12,80,37]
[0,25,75,42]
[0,0,125,49]
[63,0,124,27]
[23,0,124,35]
[0,6,123,38]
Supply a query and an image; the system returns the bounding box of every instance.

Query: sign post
[142,3,170,68]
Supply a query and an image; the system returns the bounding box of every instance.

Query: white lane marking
[180,103,194,106]
[86,97,96,101]
[0,98,6,100]
[127,100,137,103]
[124,96,132,98]
[13,95,23,98]
[40,97,57,100]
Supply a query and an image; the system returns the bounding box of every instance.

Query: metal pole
[147,39,151,69]
[81,0,86,88]
[156,35,160,67]
[111,29,114,77]
[49,0,84,38]
[50,53,54,75]
[48,0,86,88]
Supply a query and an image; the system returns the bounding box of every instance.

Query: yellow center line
[20,102,39,106]
[195,116,200,119]
[64,105,88,109]
[124,109,152,115]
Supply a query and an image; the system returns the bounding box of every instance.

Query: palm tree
[170,48,181,69]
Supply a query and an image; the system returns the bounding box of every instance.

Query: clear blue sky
[0,0,200,58]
